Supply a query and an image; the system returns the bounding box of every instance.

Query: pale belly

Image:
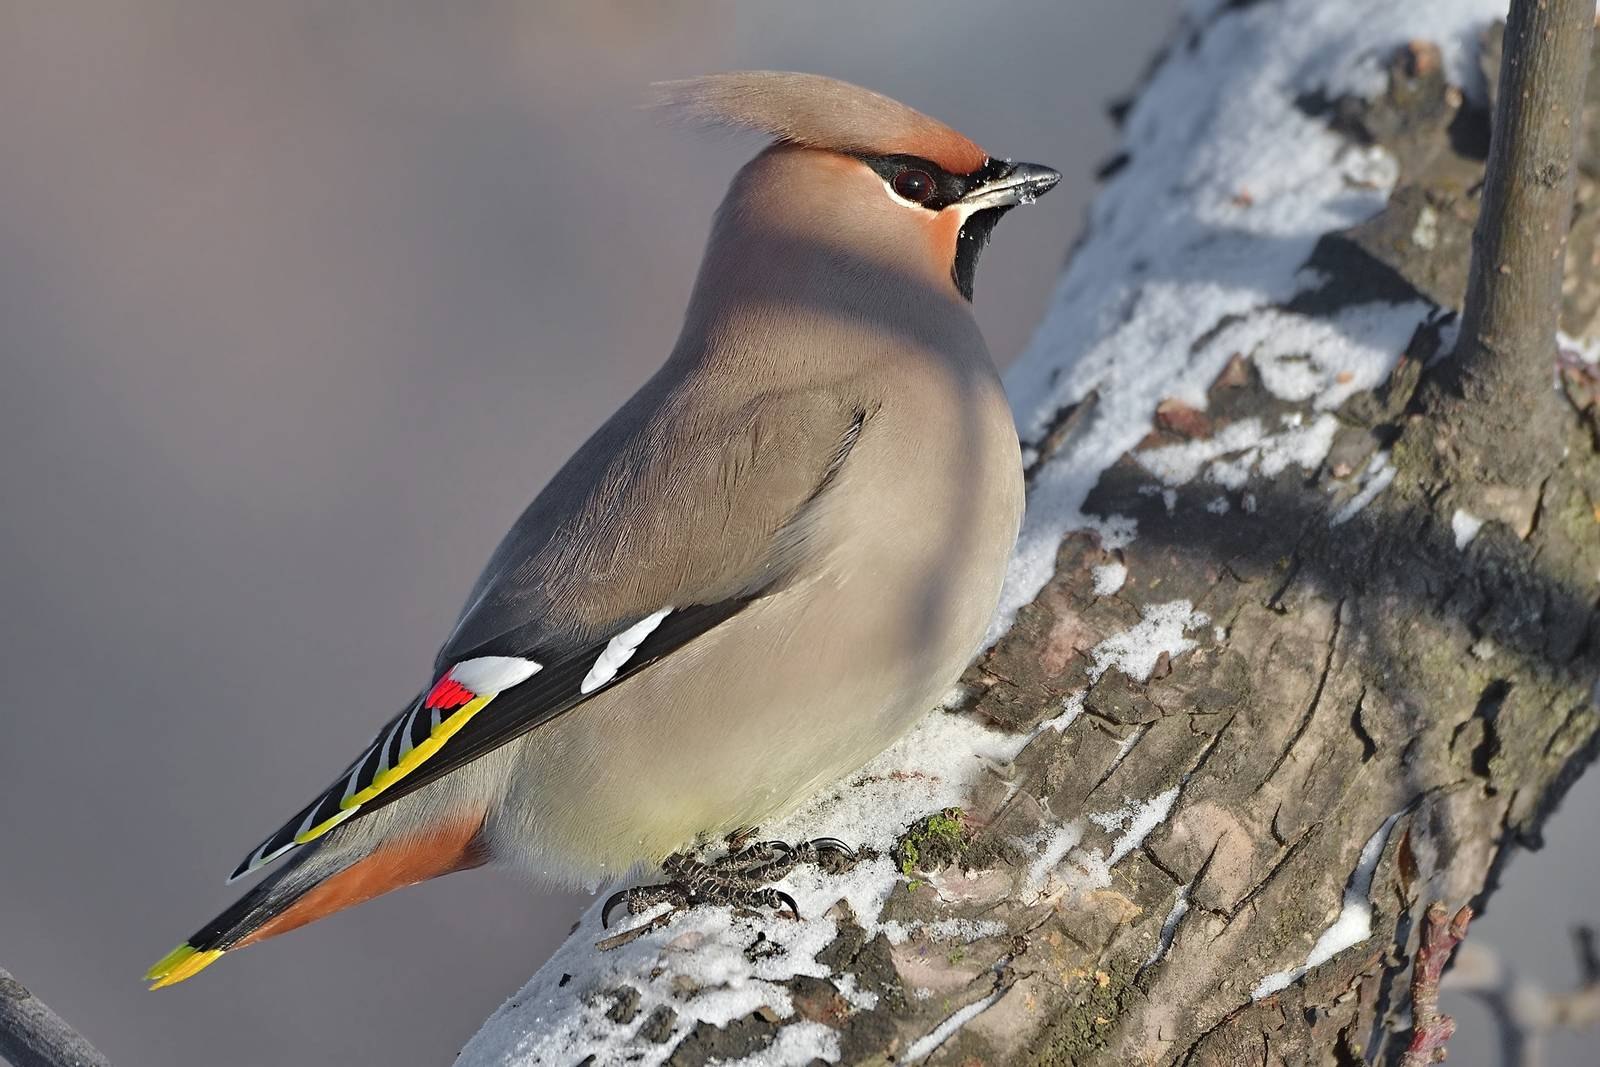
[486,390,1023,886]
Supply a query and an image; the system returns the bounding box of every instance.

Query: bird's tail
[146,814,488,989]
[145,847,328,988]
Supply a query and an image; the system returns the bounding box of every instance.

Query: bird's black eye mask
[856,153,1011,211]
[855,153,1014,301]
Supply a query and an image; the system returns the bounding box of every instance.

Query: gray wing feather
[440,381,872,667]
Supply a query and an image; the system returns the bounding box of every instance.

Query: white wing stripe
[340,753,371,804]
[581,608,672,694]
[450,655,542,695]
[395,708,420,758]
[295,806,323,839]
[376,716,407,774]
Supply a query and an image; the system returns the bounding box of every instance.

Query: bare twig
[1444,927,1600,1067]
[1401,901,1474,1067]
[1576,926,1599,986]
[0,966,112,1067]
[1427,0,1596,485]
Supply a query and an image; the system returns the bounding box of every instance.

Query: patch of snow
[1452,508,1484,549]
[1025,788,1181,899]
[1206,496,1231,515]
[459,892,832,1066]
[1277,2,1504,104]
[1136,414,1339,492]
[1145,883,1192,968]
[771,706,1037,853]
[1088,812,1126,838]
[1025,822,1087,895]
[460,700,1057,1066]
[902,987,1007,1062]
[1089,808,1132,834]
[1092,560,1128,596]
[990,0,1505,642]
[879,917,1008,946]
[1107,788,1182,865]
[745,1021,841,1066]
[835,973,878,1012]
[1233,303,1428,409]
[1329,451,1396,526]
[1043,690,1088,733]
[1109,723,1149,772]
[1089,512,1140,551]
[1258,414,1342,478]
[1252,808,1405,999]
[1561,329,1600,365]
[1139,419,1266,486]
[1410,203,1440,250]
[1057,849,1115,898]
[1089,601,1210,683]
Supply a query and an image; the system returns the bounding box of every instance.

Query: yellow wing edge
[293,692,497,845]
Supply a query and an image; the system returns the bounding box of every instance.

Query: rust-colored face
[853,152,1062,300]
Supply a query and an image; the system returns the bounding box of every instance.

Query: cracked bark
[912,17,1600,1066]
[497,8,1600,1065]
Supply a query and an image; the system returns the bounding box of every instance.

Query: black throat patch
[952,205,1012,301]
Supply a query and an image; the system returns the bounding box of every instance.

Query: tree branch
[1427,0,1596,485]
[0,965,111,1067]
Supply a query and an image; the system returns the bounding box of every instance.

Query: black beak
[959,161,1061,210]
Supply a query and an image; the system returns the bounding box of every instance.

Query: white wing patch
[450,655,543,693]
[581,608,672,694]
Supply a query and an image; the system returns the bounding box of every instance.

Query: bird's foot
[599,836,861,940]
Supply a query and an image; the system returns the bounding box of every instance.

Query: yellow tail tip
[145,943,223,989]
[144,942,194,980]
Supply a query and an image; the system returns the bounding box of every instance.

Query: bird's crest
[652,71,989,176]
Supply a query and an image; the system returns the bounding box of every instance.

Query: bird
[146,70,1059,989]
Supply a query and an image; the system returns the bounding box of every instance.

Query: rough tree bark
[459,2,1600,1064]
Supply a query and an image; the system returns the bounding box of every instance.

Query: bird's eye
[892,169,935,203]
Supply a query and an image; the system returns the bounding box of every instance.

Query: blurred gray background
[0,3,1591,1066]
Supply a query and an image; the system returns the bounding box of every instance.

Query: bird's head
[655,71,1060,303]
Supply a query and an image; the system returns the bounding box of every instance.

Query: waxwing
[148,70,1059,988]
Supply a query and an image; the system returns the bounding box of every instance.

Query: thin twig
[0,965,112,1067]
[1400,901,1473,1067]
[1426,0,1596,484]
[1444,929,1600,1067]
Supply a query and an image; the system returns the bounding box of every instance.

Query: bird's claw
[597,834,860,939]
[601,884,687,930]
